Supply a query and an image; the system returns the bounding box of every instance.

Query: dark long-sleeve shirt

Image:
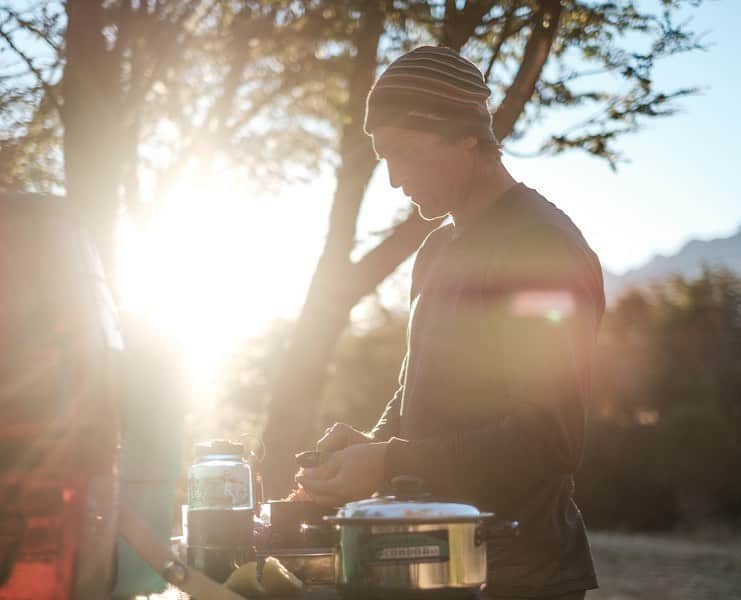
[370,183,604,598]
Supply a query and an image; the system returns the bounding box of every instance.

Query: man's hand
[316,422,374,453]
[296,441,388,506]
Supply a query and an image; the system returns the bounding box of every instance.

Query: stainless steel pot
[325,477,509,598]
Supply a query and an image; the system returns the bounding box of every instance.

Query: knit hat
[364,46,498,144]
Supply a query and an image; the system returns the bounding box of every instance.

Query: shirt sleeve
[368,354,406,441]
[384,224,604,509]
[368,224,453,443]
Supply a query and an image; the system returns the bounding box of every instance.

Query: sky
[504,0,741,276]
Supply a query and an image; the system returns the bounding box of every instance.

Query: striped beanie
[364,46,498,144]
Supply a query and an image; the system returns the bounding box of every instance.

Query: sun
[116,181,322,399]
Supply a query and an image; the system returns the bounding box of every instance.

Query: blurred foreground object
[0,192,123,598]
[112,316,186,597]
[224,556,303,597]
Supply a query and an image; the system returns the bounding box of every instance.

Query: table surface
[156,583,485,599]
[154,583,340,599]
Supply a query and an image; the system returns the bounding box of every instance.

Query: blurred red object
[0,193,123,599]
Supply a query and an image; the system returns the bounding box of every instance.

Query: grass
[587,531,741,600]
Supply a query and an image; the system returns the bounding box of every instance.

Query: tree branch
[1,6,61,53]
[122,2,211,110]
[349,213,439,302]
[483,7,526,82]
[0,23,62,115]
[442,0,499,52]
[492,0,562,140]
[152,38,299,199]
[443,0,458,39]
[323,2,386,260]
[146,6,278,199]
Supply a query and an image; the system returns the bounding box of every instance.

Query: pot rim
[255,548,334,557]
[324,513,494,525]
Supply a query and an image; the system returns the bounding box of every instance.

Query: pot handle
[475,518,519,546]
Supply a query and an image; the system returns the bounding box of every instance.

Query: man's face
[371,126,474,220]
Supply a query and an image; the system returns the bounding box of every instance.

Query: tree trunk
[492,0,562,140]
[62,1,123,283]
[261,3,386,497]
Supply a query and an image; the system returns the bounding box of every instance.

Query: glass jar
[187,440,254,510]
[185,440,256,582]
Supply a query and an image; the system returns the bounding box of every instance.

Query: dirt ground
[587,531,741,600]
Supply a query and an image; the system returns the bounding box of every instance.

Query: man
[297,46,604,599]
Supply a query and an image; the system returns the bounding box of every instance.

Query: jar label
[187,464,253,509]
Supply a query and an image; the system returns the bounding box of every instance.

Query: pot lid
[329,476,492,523]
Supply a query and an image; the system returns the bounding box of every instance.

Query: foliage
[320,301,408,433]
[1,1,707,193]
[0,2,65,191]
[206,300,407,445]
[580,268,741,529]
[212,269,741,530]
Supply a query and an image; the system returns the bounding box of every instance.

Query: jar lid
[195,439,243,458]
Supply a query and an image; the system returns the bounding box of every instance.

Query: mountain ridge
[603,225,741,303]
